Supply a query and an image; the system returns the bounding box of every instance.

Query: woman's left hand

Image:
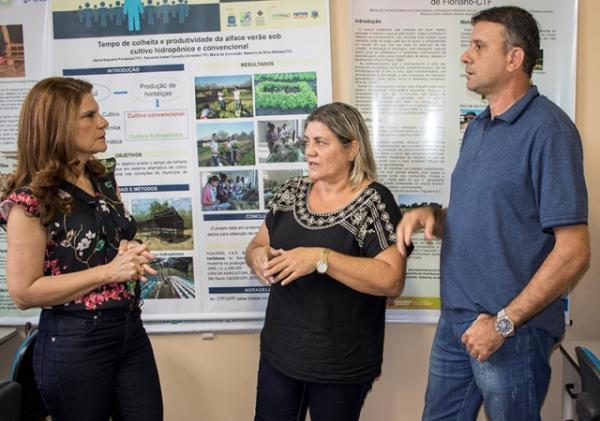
[264,247,321,286]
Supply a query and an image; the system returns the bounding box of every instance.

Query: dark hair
[1,77,106,224]
[472,6,540,77]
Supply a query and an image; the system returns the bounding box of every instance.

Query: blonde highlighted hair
[305,102,377,187]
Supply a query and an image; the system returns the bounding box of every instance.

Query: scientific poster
[0,0,577,329]
[0,0,53,321]
[0,0,332,327]
[350,0,577,322]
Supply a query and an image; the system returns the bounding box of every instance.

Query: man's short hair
[472,6,540,77]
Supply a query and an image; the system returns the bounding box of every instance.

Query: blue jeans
[423,313,557,421]
[33,308,163,421]
[255,356,373,421]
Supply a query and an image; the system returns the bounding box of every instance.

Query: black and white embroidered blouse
[261,176,405,384]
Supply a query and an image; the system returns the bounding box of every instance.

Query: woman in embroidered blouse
[0,77,163,421]
[245,102,410,421]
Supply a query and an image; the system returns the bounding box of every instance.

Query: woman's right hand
[249,245,273,285]
[244,223,272,286]
[104,242,155,283]
[118,240,158,281]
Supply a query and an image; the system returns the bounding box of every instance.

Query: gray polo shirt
[440,85,588,338]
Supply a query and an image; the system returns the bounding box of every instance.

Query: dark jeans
[33,307,163,421]
[423,313,557,421]
[255,356,373,421]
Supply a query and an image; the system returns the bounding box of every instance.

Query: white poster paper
[350,0,577,322]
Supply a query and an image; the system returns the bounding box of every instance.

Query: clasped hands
[105,239,158,283]
[251,246,321,286]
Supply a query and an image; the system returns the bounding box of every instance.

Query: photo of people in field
[257,119,305,163]
[197,121,255,167]
[195,74,253,119]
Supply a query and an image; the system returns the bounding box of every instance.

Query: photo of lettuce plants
[254,72,317,116]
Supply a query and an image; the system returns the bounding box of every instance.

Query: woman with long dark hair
[0,77,163,421]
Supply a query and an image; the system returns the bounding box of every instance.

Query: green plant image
[267,148,303,163]
[255,72,317,116]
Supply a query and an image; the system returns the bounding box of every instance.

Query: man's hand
[461,313,506,362]
[395,207,437,256]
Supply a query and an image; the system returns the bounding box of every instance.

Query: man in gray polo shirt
[396,6,590,420]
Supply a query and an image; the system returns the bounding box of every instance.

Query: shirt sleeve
[265,176,299,231]
[532,129,588,231]
[0,187,41,224]
[359,184,406,258]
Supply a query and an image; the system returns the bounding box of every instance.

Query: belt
[46,302,141,321]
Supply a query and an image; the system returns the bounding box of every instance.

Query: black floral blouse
[0,159,138,311]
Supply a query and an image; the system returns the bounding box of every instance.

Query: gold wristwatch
[316,248,330,274]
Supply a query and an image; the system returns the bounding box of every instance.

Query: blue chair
[575,346,600,421]
[10,323,47,421]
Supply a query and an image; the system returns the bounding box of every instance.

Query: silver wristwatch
[495,308,515,338]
